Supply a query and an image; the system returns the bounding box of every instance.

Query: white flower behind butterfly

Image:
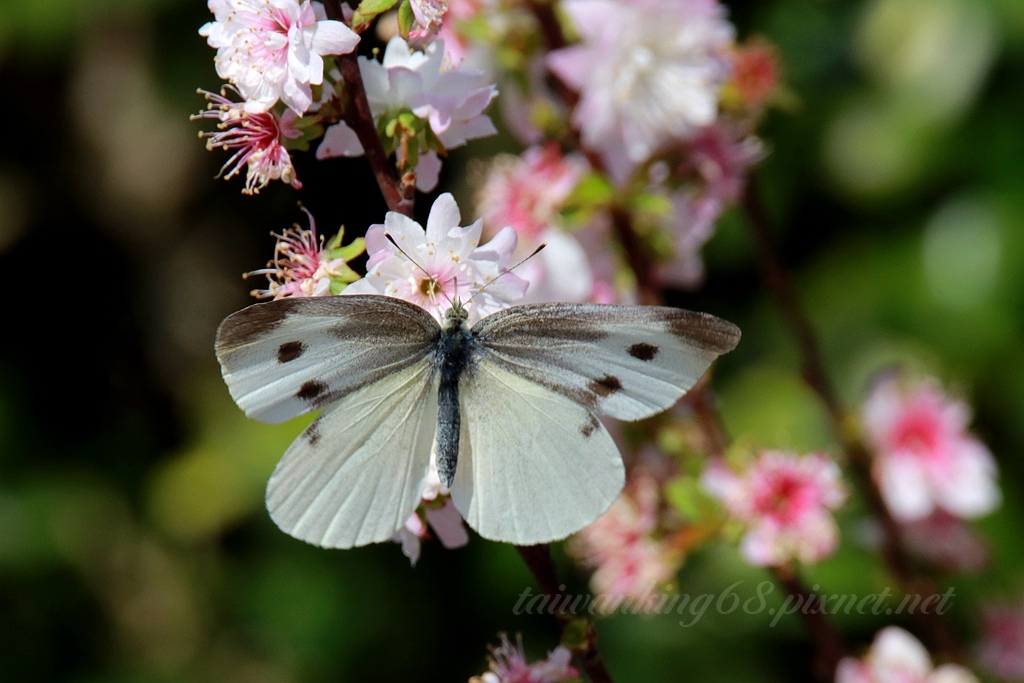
[345,193,527,323]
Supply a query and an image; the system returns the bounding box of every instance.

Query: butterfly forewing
[451,360,625,544]
[470,303,741,421]
[215,296,440,423]
[266,361,438,548]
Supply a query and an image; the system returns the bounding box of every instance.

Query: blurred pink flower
[193,88,304,194]
[317,37,497,190]
[476,144,595,302]
[977,602,1024,681]
[247,207,362,298]
[659,124,763,287]
[727,38,780,110]
[836,627,980,683]
[345,193,527,322]
[701,450,846,567]
[861,374,1000,522]
[471,634,579,683]
[199,0,359,114]
[570,473,679,604]
[547,0,734,184]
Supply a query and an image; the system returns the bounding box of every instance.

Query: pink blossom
[193,88,305,194]
[977,602,1024,680]
[547,0,734,184]
[344,193,527,323]
[836,627,980,683]
[861,374,1000,522]
[407,0,451,48]
[246,207,363,298]
[701,450,846,567]
[199,0,359,114]
[570,473,679,604]
[658,124,763,286]
[317,37,497,190]
[726,38,780,110]
[393,455,469,565]
[471,634,579,683]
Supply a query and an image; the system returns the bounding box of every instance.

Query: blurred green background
[1,0,1023,681]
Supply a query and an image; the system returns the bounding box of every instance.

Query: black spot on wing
[580,413,600,438]
[277,340,305,363]
[297,380,328,402]
[627,342,659,361]
[588,375,622,397]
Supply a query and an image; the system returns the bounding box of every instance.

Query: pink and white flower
[836,626,980,683]
[200,0,360,114]
[659,124,763,287]
[471,634,579,683]
[570,473,679,604]
[861,374,1000,522]
[393,454,469,565]
[407,0,451,48]
[977,601,1024,681]
[193,88,304,194]
[247,207,363,298]
[476,144,594,302]
[317,37,498,190]
[345,193,527,323]
[701,450,846,567]
[547,0,734,184]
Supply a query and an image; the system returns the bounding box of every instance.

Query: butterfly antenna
[383,232,454,314]
[464,242,546,307]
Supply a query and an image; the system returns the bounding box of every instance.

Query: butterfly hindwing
[266,361,438,548]
[451,359,625,544]
[471,303,741,421]
[215,295,440,423]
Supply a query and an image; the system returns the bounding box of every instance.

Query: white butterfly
[215,294,740,547]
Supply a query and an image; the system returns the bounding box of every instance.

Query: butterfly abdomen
[434,320,475,487]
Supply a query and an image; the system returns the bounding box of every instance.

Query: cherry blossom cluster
[470,633,579,683]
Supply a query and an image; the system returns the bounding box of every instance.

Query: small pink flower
[977,602,1024,680]
[658,123,762,287]
[701,450,846,567]
[836,627,980,683]
[408,0,451,48]
[727,38,780,110]
[861,373,1000,522]
[471,634,579,683]
[570,473,679,604]
[393,452,469,565]
[193,88,304,194]
[547,0,734,184]
[345,193,527,323]
[247,207,363,298]
[200,0,360,114]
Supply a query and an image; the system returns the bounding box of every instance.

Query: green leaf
[397,0,416,38]
[354,0,401,21]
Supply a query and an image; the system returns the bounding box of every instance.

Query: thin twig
[321,0,413,217]
[516,545,614,683]
[773,567,850,681]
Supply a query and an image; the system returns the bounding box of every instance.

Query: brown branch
[741,176,964,663]
[773,567,849,681]
[516,545,614,683]
[321,0,413,217]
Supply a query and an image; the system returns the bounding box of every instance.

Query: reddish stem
[321,0,413,217]
[515,545,614,683]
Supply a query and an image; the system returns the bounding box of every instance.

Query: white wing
[215,295,439,423]
[471,303,740,421]
[266,361,438,548]
[451,360,625,544]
